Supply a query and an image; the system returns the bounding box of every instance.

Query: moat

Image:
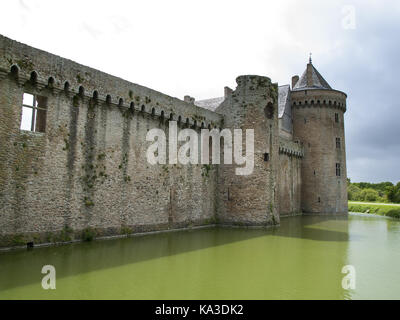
[1,214,399,300]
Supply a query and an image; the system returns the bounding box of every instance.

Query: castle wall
[278,138,303,216]
[0,34,349,248]
[0,35,222,247]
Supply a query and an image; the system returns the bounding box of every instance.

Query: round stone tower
[291,59,348,214]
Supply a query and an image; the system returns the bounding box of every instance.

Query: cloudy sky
[1,0,399,183]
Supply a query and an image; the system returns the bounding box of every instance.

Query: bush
[348,184,362,201]
[386,183,400,203]
[386,209,400,219]
[348,202,400,219]
[360,188,379,202]
[81,228,96,242]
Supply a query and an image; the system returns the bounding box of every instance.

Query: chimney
[224,86,233,98]
[292,76,299,89]
[184,95,195,104]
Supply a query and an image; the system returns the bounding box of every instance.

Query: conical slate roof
[293,62,332,91]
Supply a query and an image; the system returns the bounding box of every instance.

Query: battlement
[291,88,347,113]
[0,34,223,128]
[279,137,304,158]
[234,75,274,96]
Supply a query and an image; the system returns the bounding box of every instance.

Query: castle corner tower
[291,59,348,214]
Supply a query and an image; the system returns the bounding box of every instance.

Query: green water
[1,213,400,300]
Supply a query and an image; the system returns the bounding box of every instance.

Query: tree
[348,184,362,201]
[385,183,400,203]
[360,188,379,202]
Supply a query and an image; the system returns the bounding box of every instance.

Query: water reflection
[0,214,399,299]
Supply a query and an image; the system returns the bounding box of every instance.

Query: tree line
[347,179,400,203]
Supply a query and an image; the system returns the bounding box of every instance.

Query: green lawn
[348,201,400,218]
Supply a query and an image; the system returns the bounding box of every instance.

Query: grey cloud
[282,1,400,182]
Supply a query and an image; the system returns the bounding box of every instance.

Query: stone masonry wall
[215,75,280,226]
[291,89,348,214]
[278,138,303,216]
[0,35,223,247]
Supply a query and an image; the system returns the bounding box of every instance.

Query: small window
[20,93,47,133]
[335,113,339,123]
[318,197,321,203]
[264,153,270,162]
[265,102,274,119]
[336,137,341,149]
[336,163,341,177]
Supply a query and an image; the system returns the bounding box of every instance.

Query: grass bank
[348,201,400,219]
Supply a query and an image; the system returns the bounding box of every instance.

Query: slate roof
[293,63,332,91]
[195,86,291,119]
[278,84,290,118]
[194,97,225,111]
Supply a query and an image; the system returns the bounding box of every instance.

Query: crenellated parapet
[0,34,223,129]
[291,89,347,113]
[279,137,304,158]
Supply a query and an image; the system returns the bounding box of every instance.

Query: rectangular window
[335,113,339,123]
[336,137,341,149]
[20,93,47,133]
[336,163,341,177]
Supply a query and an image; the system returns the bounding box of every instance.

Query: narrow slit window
[335,113,339,123]
[20,93,47,133]
[336,137,341,149]
[336,163,341,177]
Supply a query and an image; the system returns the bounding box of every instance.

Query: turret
[291,60,348,214]
[216,75,280,226]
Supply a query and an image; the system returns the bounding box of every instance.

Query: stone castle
[0,35,348,248]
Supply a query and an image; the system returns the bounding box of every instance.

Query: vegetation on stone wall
[81,228,96,242]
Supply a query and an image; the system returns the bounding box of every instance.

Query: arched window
[10,65,19,79]
[30,71,38,84]
[64,81,70,92]
[48,77,55,88]
[78,86,85,97]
